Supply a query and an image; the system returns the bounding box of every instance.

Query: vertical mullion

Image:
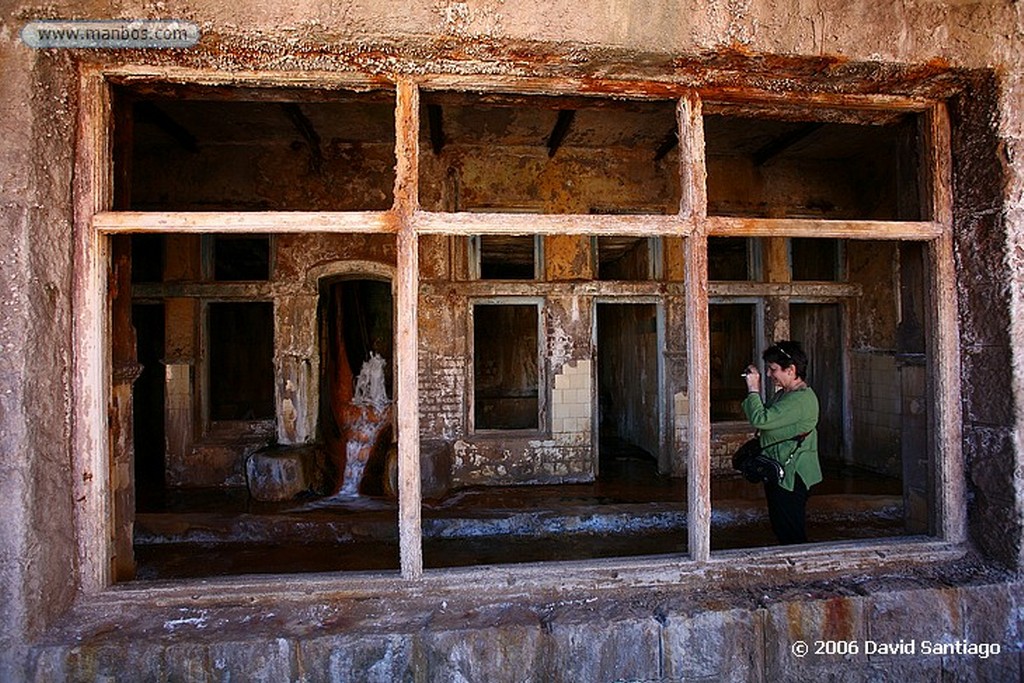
[394,78,423,578]
[681,93,711,562]
[924,102,964,543]
[76,68,114,591]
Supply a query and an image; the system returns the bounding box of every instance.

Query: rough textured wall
[950,74,1021,567]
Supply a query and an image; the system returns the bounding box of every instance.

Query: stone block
[546,618,661,683]
[298,634,415,683]
[662,606,764,681]
[246,444,329,502]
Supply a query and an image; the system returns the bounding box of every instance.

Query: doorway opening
[596,302,661,479]
[318,278,395,497]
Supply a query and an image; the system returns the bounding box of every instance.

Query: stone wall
[24,557,1023,682]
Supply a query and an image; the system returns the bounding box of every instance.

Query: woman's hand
[743,364,761,393]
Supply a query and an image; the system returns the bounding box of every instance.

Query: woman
[742,340,822,545]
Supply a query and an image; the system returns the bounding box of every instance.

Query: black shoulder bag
[732,432,809,484]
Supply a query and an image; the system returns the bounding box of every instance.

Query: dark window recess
[704,113,923,220]
[474,304,539,430]
[598,237,652,281]
[792,238,839,281]
[709,303,755,421]
[708,237,750,280]
[214,236,271,281]
[209,302,275,421]
[131,234,164,283]
[479,236,536,279]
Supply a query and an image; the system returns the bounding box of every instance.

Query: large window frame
[75,67,963,595]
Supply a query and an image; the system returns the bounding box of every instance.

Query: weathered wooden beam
[280,103,323,173]
[394,78,423,579]
[923,103,964,545]
[654,128,678,162]
[752,121,825,166]
[680,94,711,563]
[414,212,694,236]
[707,217,942,240]
[427,103,445,155]
[74,67,114,592]
[135,100,198,153]
[92,211,395,233]
[547,109,576,157]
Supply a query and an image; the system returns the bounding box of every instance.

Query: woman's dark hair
[763,340,808,379]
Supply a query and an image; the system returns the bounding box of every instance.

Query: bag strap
[757,432,811,470]
[778,432,810,470]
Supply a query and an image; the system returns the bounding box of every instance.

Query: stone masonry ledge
[25,552,1023,681]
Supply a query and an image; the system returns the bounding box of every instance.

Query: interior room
[119,86,925,579]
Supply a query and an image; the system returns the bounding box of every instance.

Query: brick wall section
[418,351,466,442]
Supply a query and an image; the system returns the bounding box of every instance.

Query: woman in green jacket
[742,340,822,545]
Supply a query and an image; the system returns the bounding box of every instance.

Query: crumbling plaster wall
[2,0,1024,678]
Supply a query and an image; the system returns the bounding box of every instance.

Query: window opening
[103,82,953,584]
[596,237,658,281]
[708,237,753,281]
[208,302,275,421]
[473,303,540,430]
[471,235,539,280]
[214,235,271,281]
[130,234,164,283]
[709,303,757,422]
[791,238,840,281]
[712,238,926,551]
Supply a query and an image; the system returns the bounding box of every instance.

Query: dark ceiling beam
[280,102,323,173]
[134,101,198,153]
[427,104,445,155]
[654,128,678,161]
[752,122,825,166]
[547,109,576,158]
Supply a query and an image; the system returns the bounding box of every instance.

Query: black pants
[764,475,809,545]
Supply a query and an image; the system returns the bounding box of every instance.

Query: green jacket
[741,387,822,491]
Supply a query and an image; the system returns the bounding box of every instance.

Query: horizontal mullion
[707,216,942,240]
[413,211,694,236]
[709,281,861,298]
[92,211,396,234]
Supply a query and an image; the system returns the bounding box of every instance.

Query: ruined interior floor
[133,451,903,580]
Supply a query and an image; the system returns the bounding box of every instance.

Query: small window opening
[708,237,752,281]
[131,234,164,283]
[709,303,756,422]
[214,235,271,281]
[597,237,656,281]
[792,238,840,281]
[208,302,275,421]
[473,235,538,279]
[473,304,539,430]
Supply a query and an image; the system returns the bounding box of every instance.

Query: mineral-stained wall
[2,0,1023,680]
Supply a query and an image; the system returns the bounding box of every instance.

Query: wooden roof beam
[547,109,576,158]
